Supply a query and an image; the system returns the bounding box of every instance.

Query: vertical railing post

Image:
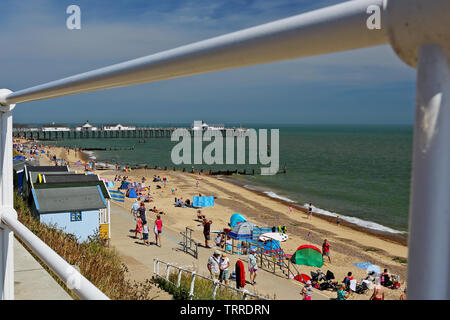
[0,95,16,300]
[408,44,450,300]
[166,265,171,281]
[189,272,196,300]
[212,280,219,300]
[177,269,182,287]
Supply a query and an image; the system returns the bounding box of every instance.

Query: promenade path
[14,238,72,300]
[109,202,331,300]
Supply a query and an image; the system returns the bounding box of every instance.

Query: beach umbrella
[353,262,381,274]
[230,213,246,228]
[228,221,256,240]
[290,245,323,268]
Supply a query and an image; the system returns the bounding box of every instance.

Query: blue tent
[230,213,246,228]
[261,239,281,253]
[119,181,130,189]
[228,222,255,240]
[127,188,137,198]
[13,155,26,161]
[193,196,214,207]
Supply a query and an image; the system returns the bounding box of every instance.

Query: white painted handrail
[1,0,450,300]
[153,258,269,300]
[0,208,109,300]
[0,0,385,105]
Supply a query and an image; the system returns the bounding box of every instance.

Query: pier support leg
[408,44,450,300]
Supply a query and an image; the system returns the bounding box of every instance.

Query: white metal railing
[0,208,108,300]
[0,0,449,300]
[153,259,270,300]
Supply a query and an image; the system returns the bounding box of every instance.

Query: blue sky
[1,0,416,125]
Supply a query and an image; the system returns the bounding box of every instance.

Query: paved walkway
[14,238,72,300]
[110,202,330,300]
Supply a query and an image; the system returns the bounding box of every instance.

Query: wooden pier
[13,127,177,140]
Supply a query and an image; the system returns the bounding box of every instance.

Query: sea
[41,124,413,235]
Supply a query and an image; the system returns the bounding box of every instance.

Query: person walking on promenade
[154,214,163,247]
[248,248,258,285]
[138,202,147,224]
[219,253,230,285]
[131,199,140,217]
[134,216,142,240]
[142,221,149,246]
[208,250,221,280]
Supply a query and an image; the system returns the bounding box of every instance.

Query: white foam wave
[263,191,295,203]
[301,203,407,235]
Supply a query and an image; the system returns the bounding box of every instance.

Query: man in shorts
[207,250,221,280]
[202,218,213,248]
[131,199,140,217]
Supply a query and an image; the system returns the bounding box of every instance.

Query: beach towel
[193,196,214,207]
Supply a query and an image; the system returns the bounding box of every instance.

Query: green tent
[290,245,323,267]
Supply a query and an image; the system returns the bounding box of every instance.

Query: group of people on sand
[132,200,163,247]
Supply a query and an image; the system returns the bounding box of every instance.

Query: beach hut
[230,213,246,228]
[30,186,107,242]
[228,222,256,240]
[290,245,323,268]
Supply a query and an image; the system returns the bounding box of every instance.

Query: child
[142,221,149,246]
[154,214,163,247]
[135,216,143,240]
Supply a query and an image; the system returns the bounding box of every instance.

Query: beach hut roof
[41,174,100,184]
[34,179,111,199]
[29,171,77,185]
[31,186,106,214]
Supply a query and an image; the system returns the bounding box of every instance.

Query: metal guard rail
[0,207,109,300]
[153,258,270,300]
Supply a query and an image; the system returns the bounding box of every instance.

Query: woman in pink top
[135,216,142,240]
[154,215,163,247]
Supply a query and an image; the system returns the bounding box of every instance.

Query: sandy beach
[21,138,408,300]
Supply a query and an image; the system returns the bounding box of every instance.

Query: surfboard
[259,232,288,242]
[235,260,246,288]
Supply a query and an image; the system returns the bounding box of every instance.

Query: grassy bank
[13,191,160,300]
